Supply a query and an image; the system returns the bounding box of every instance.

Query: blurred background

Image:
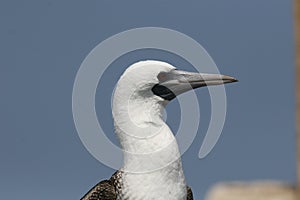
[0,0,298,199]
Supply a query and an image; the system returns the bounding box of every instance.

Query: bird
[81,60,237,200]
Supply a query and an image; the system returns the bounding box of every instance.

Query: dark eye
[157,72,167,81]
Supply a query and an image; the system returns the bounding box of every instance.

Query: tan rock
[205,181,297,200]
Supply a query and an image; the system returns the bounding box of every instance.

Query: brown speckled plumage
[81,170,193,200]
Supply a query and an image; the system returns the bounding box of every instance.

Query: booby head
[114,60,237,103]
[112,60,237,155]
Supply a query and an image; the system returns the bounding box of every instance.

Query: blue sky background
[0,0,296,199]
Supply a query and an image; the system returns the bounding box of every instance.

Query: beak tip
[222,75,238,83]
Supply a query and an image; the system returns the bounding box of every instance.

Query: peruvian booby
[81,60,237,200]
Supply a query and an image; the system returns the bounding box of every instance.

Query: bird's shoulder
[80,179,116,200]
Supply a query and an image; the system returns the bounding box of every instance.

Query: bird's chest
[119,167,186,200]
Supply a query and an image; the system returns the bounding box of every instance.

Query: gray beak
[152,69,238,101]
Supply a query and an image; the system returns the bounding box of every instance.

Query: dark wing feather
[187,186,194,200]
[81,180,116,200]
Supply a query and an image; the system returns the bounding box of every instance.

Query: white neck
[113,95,187,199]
[113,91,182,168]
